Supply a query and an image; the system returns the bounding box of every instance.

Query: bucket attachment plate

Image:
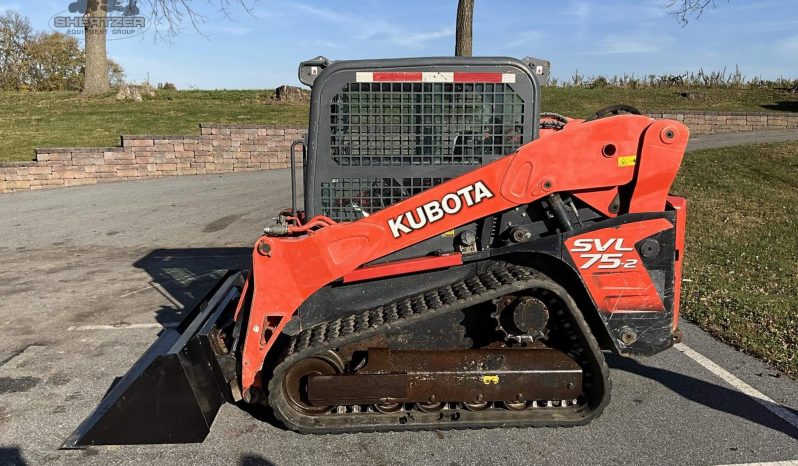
[61,271,246,448]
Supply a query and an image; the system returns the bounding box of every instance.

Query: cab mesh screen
[329,82,524,167]
[323,81,526,221]
[321,177,450,222]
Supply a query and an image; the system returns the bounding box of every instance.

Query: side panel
[488,211,681,356]
[565,219,671,314]
[562,215,679,355]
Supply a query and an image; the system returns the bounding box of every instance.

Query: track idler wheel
[281,350,344,416]
[416,401,444,413]
[373,401,402,414]
[503,401,529,411]
[462,401,489,411]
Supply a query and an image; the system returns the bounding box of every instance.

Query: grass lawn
[671,141,798,378]
[0,90,308,162]
[1,87,797,162]
[542,87,798,117]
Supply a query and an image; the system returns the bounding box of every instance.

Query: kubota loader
[64,56,687,446]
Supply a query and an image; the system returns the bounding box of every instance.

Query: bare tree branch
[81,0,256,94]
[144,0,256,42]
[666,0,728,26]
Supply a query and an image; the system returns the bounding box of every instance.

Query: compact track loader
[64,56,688,446]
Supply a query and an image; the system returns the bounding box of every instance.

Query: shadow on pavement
[64,248,255,447]
[132,248,252,327]
[239,454,277,466]
[609,354,798,440]
[0,447,26,466]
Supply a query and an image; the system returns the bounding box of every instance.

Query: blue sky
[9,0,798,89]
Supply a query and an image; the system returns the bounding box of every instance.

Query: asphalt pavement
[1,129,797,465]
[686,128,798,151]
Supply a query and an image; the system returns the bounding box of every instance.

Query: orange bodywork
[239,115,689,394]
[564,218,673,313]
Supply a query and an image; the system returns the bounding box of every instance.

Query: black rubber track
[267,264,611,434]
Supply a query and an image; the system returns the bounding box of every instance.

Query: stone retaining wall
[644,110,798,134]
[1,111,797,193]
[0,124,304,193]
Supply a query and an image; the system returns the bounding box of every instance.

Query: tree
[81,0,254,96]
[82,0,109,95]
[455,0,474,57]
[108,59,126,87]
[667,0,727,25]
[27,32,84,91]
[0,11,123,92]
[0,11,33,90]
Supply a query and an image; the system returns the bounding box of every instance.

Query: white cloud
[596,34,675,55]
[567,1,591,19]
[507,30,545,48]
[355,25,453,49]
[636,0,669,19]
[291,3,352,23]
[746,19,798,32]
[289,2,451,49]
[732,0,797,11]
[204,24,254,37]
[392,27,453,48]
[565,0,667,24]
[250,8,288,21]
[303,39,344,49]
[780,35,798,52]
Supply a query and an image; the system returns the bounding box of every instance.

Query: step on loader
[64,56,688,446]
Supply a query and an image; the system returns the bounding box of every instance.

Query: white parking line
[717,461,798,466]
[675,343,798,431]
[67,323,178,331]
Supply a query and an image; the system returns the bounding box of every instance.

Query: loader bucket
[61,271,246,448]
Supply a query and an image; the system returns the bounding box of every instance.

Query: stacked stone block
[0,124,304,193]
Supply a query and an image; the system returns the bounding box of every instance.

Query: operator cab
[283,56,550,261]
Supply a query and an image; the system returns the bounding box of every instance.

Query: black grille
[307,59,538,222]
[321,177,450,221]
[329,82,525,167]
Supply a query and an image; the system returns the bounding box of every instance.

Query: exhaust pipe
[61,271,247,448]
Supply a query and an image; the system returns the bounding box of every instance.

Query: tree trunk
[455,0,474,57]
[82,0,110,96]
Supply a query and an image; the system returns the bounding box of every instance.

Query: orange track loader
[64,57,687,446]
